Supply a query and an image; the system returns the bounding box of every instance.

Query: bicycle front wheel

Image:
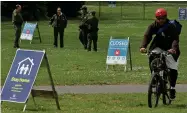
[148,74,161,108]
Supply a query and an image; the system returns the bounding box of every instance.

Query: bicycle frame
[147,51,172,108]
[149,51,169,78]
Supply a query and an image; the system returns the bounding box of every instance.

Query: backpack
[156,20,182,35]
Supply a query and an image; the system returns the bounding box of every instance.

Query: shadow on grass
[171,104,187,109]
[26,108,40,112]
[26,106,53,112]
[136,103,146,107]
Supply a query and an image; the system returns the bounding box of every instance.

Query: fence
[85,1,187,20]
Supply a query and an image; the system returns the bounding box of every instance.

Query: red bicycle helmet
[155,8,167,17]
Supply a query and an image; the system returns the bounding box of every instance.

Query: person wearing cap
[140,8,181,100]
[85,11,99,52]
[12,4,24,48]
[79,6,89,49]
[49,7,67,48]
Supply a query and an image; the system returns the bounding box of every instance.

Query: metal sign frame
[108,1,116,8]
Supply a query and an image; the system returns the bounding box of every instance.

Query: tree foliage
[1,1,85,21]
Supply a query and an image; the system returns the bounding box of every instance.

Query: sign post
[106,37,132,72]
[178,7,187,20]
[108,1,116,8]
[20,22,42,44]
[1,49,60,112]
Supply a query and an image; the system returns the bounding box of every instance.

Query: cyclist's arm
[169,25,179,51]
[140,24,154,48]
[172,36,179,52]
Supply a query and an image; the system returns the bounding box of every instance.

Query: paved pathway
[33,84,187,94]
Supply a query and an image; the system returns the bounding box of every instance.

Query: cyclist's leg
[165,54,179,100]
[169,69,178,88]
[165,54,179,87]
[166,55,178,99]
[169,69,178,99]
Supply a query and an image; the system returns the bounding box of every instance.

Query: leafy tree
[1,1,85,21]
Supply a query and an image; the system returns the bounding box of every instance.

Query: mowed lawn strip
[1,5,187,85]
[1,93,187,113]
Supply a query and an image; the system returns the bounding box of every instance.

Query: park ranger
[79,6,89,49]
[86,11,99,52]
[12,4,24,48]
[49,7,67,48]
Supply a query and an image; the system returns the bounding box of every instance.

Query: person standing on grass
[49,7,67,48]
[12,4,24,48]
[86,11,99,52]
[79,6,89,50]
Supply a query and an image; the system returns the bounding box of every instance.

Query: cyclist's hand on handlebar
[140,48,147,53]
[167,49,176,54]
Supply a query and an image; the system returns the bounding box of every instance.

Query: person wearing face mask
[140,8,182,100]
[12,4,24,48]
[49,7,67,48]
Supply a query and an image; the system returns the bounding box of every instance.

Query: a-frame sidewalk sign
[106,36,132,72]
[20,22,42,44]
[1,49,60,112]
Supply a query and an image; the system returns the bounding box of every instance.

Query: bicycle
[147,51,172,108]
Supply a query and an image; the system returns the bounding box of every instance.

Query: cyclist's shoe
[170,89,176,100]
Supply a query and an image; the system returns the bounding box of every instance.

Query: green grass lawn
[1,4,187,86]
[1,93,187,113]
[1,3,187,113]
[86,2,187,20]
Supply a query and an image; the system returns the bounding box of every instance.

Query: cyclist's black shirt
[141,19,180,58]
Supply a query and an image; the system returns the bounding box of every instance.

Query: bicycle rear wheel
[163,92,171,105]
[148,74,161,108]
[162,75,172,105]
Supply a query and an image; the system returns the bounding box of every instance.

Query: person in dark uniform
[140,8,181,100]
[49,7,67,48]
[86,11,99,52]
[12,4,24,48]
[79,6,89,49]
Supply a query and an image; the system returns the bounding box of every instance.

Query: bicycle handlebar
[148,51,170,57]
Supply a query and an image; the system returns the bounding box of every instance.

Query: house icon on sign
[16,57,34,75]
[180,9,185,13]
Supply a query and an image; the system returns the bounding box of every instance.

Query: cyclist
[140,8,181,100]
